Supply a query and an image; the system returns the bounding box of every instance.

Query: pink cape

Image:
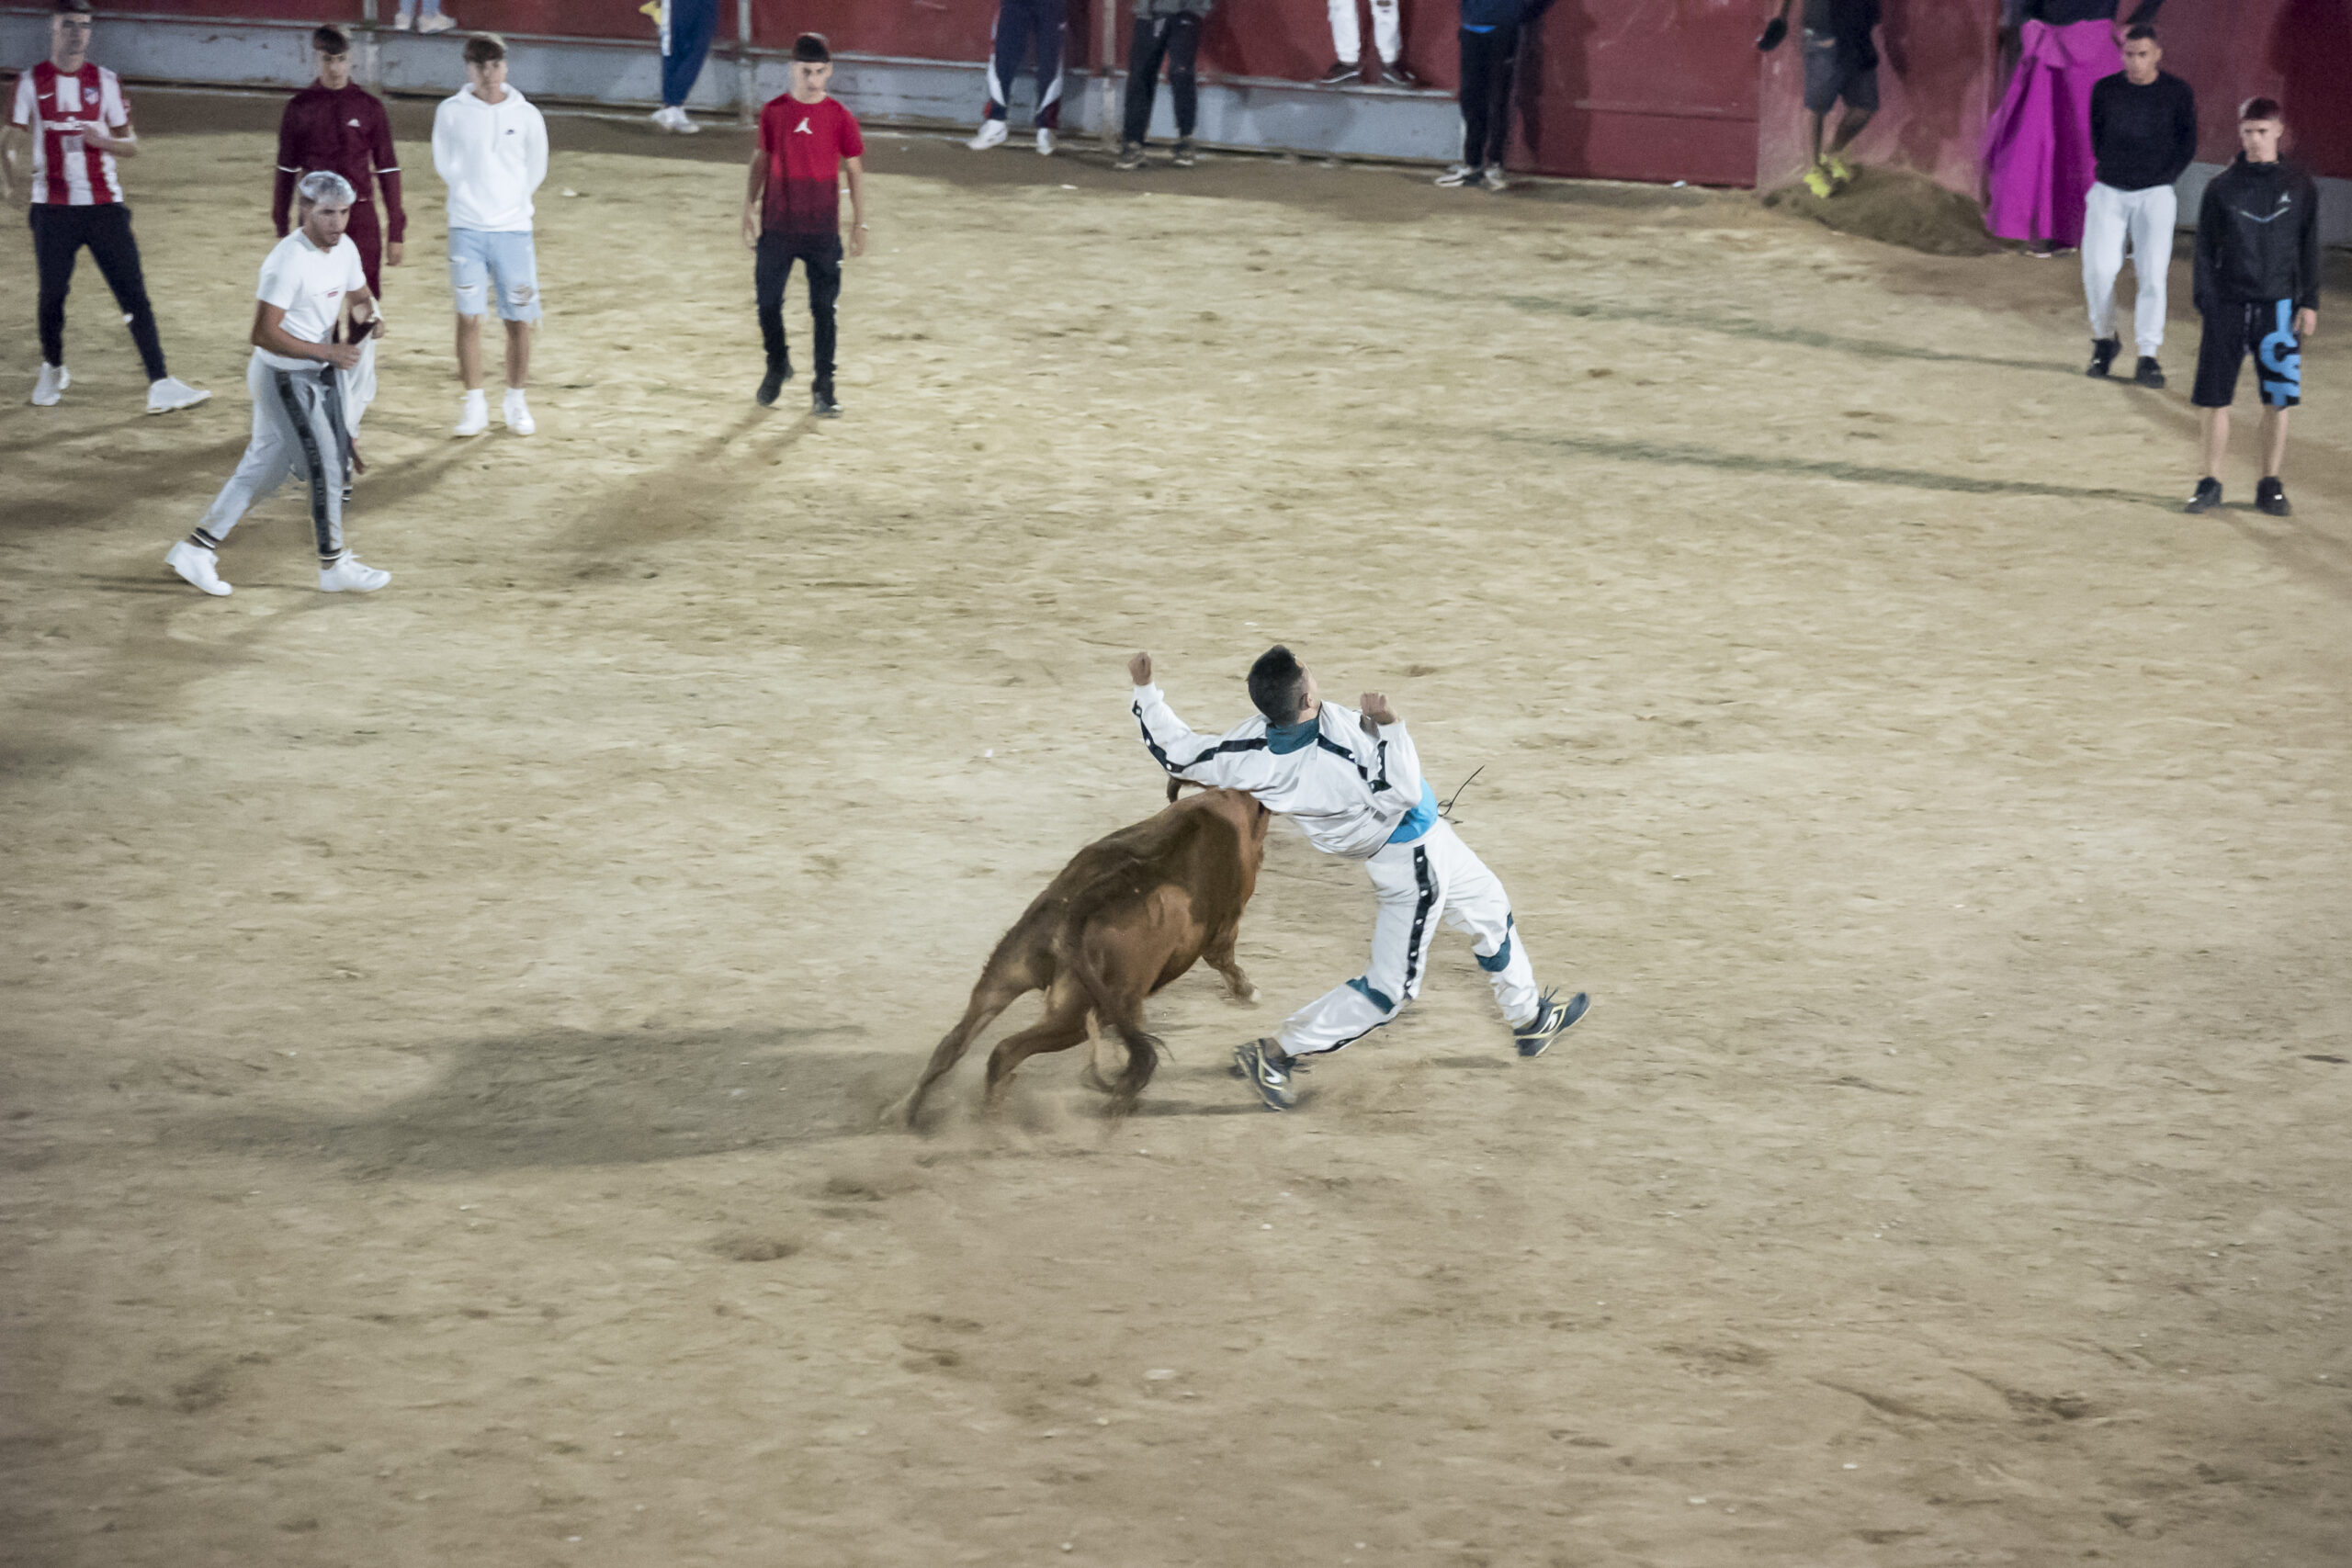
[1981,19,2122,247]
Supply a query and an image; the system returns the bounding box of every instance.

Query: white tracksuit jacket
[1129,682,1437,858]
[430,83,548,231]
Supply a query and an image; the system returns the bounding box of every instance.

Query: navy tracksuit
[984,0,1068,130]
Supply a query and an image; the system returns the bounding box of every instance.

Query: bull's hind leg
[1204,921,1258,1004]
[891,970,1031,1128]
[982,979,1092,1111]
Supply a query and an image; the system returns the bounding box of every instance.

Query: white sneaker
[967,118,1009,152]
[146,376,210,414]
[454,389,489,436]
[165,539,232,597]
[650,105,677,131]
[318,554,391,593]
[417,12,457,34]
[32,363,69,406]
[1036,128,1056,156]
[671,107,701,134]
[502,389,536,435]
[392,5,415,28]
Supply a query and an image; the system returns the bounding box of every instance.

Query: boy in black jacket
[2186,98,2321,517]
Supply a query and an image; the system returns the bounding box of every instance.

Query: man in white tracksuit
[1129,645,1588,1111]
[430,31,547,436]
[165,170,389,597]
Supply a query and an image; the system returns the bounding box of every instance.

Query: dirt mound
[1763,163,2002,255]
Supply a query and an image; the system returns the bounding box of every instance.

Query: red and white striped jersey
[10,61,130,206]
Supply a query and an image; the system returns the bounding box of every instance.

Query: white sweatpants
[195,350,350,560]
[1329,0,1402,64]
[2082,180,2177,355]
[1280,818,1541,1058]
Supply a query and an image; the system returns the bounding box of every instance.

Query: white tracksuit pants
[2082,180,2177,355]
[1281,818,1541,1057]
[195,351,353,560]
[1329,0,1402,64]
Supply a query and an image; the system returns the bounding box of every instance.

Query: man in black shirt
[2081,26,2194,386]
[1760,0,1880,198]
[2184,99,2321,518]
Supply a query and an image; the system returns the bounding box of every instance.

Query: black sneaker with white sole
[1316,59,1362,86]
[2086,336,2120,378]
[1233,1037,1297,1111]
[2184,476,2222,513]
[1172,138,1196,167]
[1514,988,1590,1058]
[1114,141,1147,172]
[811,384,841,419]
[1382,60,1426,89]
[2132,355,2165,389]
[2256,476,2291,516]
[757,359,792,407]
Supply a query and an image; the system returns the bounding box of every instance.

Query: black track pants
[1123,13,1203,145]
[29,202,167,379]
[756,232,842,387]
[1457,24,1519,170]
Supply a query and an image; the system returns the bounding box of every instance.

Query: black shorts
[2192,298,2302,410]
[1803,29,1878,116]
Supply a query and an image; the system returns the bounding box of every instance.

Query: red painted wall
[73,1,2352,186]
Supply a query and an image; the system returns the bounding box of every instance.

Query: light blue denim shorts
[447,227,542,321]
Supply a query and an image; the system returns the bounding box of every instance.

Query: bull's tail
[1061,932,1161,1115]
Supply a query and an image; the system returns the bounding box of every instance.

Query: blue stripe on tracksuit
[985,0,1067,130]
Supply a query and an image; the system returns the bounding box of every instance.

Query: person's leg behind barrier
[805,237,842,389]
[1328,0,1362,65]
[1369,0,1402,63]
[1458,28,1498,168]
[1122,17,1168,146]
[2080,181,2126,344]
[1033,0,1068,130]
[1279,839,1447,1061]
[1483,25,1519,167]
[986,0,1033,122]
[83,206,169,381]
[1166,14,1204,140]
[2126,184,2176,355]
[662,0,718,108]
[1426,823,1541,1027]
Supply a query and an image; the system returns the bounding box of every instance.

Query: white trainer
[146,376,210,414]
[417,12,457,34]
[503,389,536,434]
[967,118,1009,151]
[650,105,677,131]
[454,389,489,436]
[32,363,69,406]
[165,539,232,597]
[319,554,391,593]
[392,5,414,28]
[671,107,700,134]
[1037,128,1056,155]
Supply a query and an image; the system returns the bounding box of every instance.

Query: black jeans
[1123,13,1203,146]
[29,203,167,379]
[1457,24,1519,170]
[756,232,842,386]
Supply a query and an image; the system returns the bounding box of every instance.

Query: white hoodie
[431,83,548,232]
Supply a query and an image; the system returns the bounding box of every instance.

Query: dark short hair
[2239,96,2284,123]
[2123,24,2156,42]
[312,24,350,54]
[792,32,831,63]
[54,1,94,16]
[1248,646,1309,725]
[463,32,507,66]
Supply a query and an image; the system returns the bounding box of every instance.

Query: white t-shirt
[254,229,365,371]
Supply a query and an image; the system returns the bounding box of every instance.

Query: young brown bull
[892,786,1270,1124]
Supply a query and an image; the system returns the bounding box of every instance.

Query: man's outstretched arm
[1128,651,1242,787]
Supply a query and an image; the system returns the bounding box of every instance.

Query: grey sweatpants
[196,350,352,560]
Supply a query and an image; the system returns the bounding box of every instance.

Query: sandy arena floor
[3,90,2349,1568]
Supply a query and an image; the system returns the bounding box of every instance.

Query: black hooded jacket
[2192,156,2323,315]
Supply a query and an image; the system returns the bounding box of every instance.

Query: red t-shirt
[757,93,863,241]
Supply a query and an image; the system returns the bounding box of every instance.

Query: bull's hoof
[881,1094,921,1130]
[1230,985,1260,1005]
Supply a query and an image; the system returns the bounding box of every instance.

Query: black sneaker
[2086,336,2120,378]
[1316,58,1362,86]
[1114,141,1146,172]
[2132,355,2165,389]
[1382,60,1426,89]
[1232,1037,1296,1111]
[811,384,841,419]
[1171,138,1196,167]
[2184,476,2222,513]
[1514,988,1590,1058]
[2256,476,2291,517]
[756,360,791,406]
